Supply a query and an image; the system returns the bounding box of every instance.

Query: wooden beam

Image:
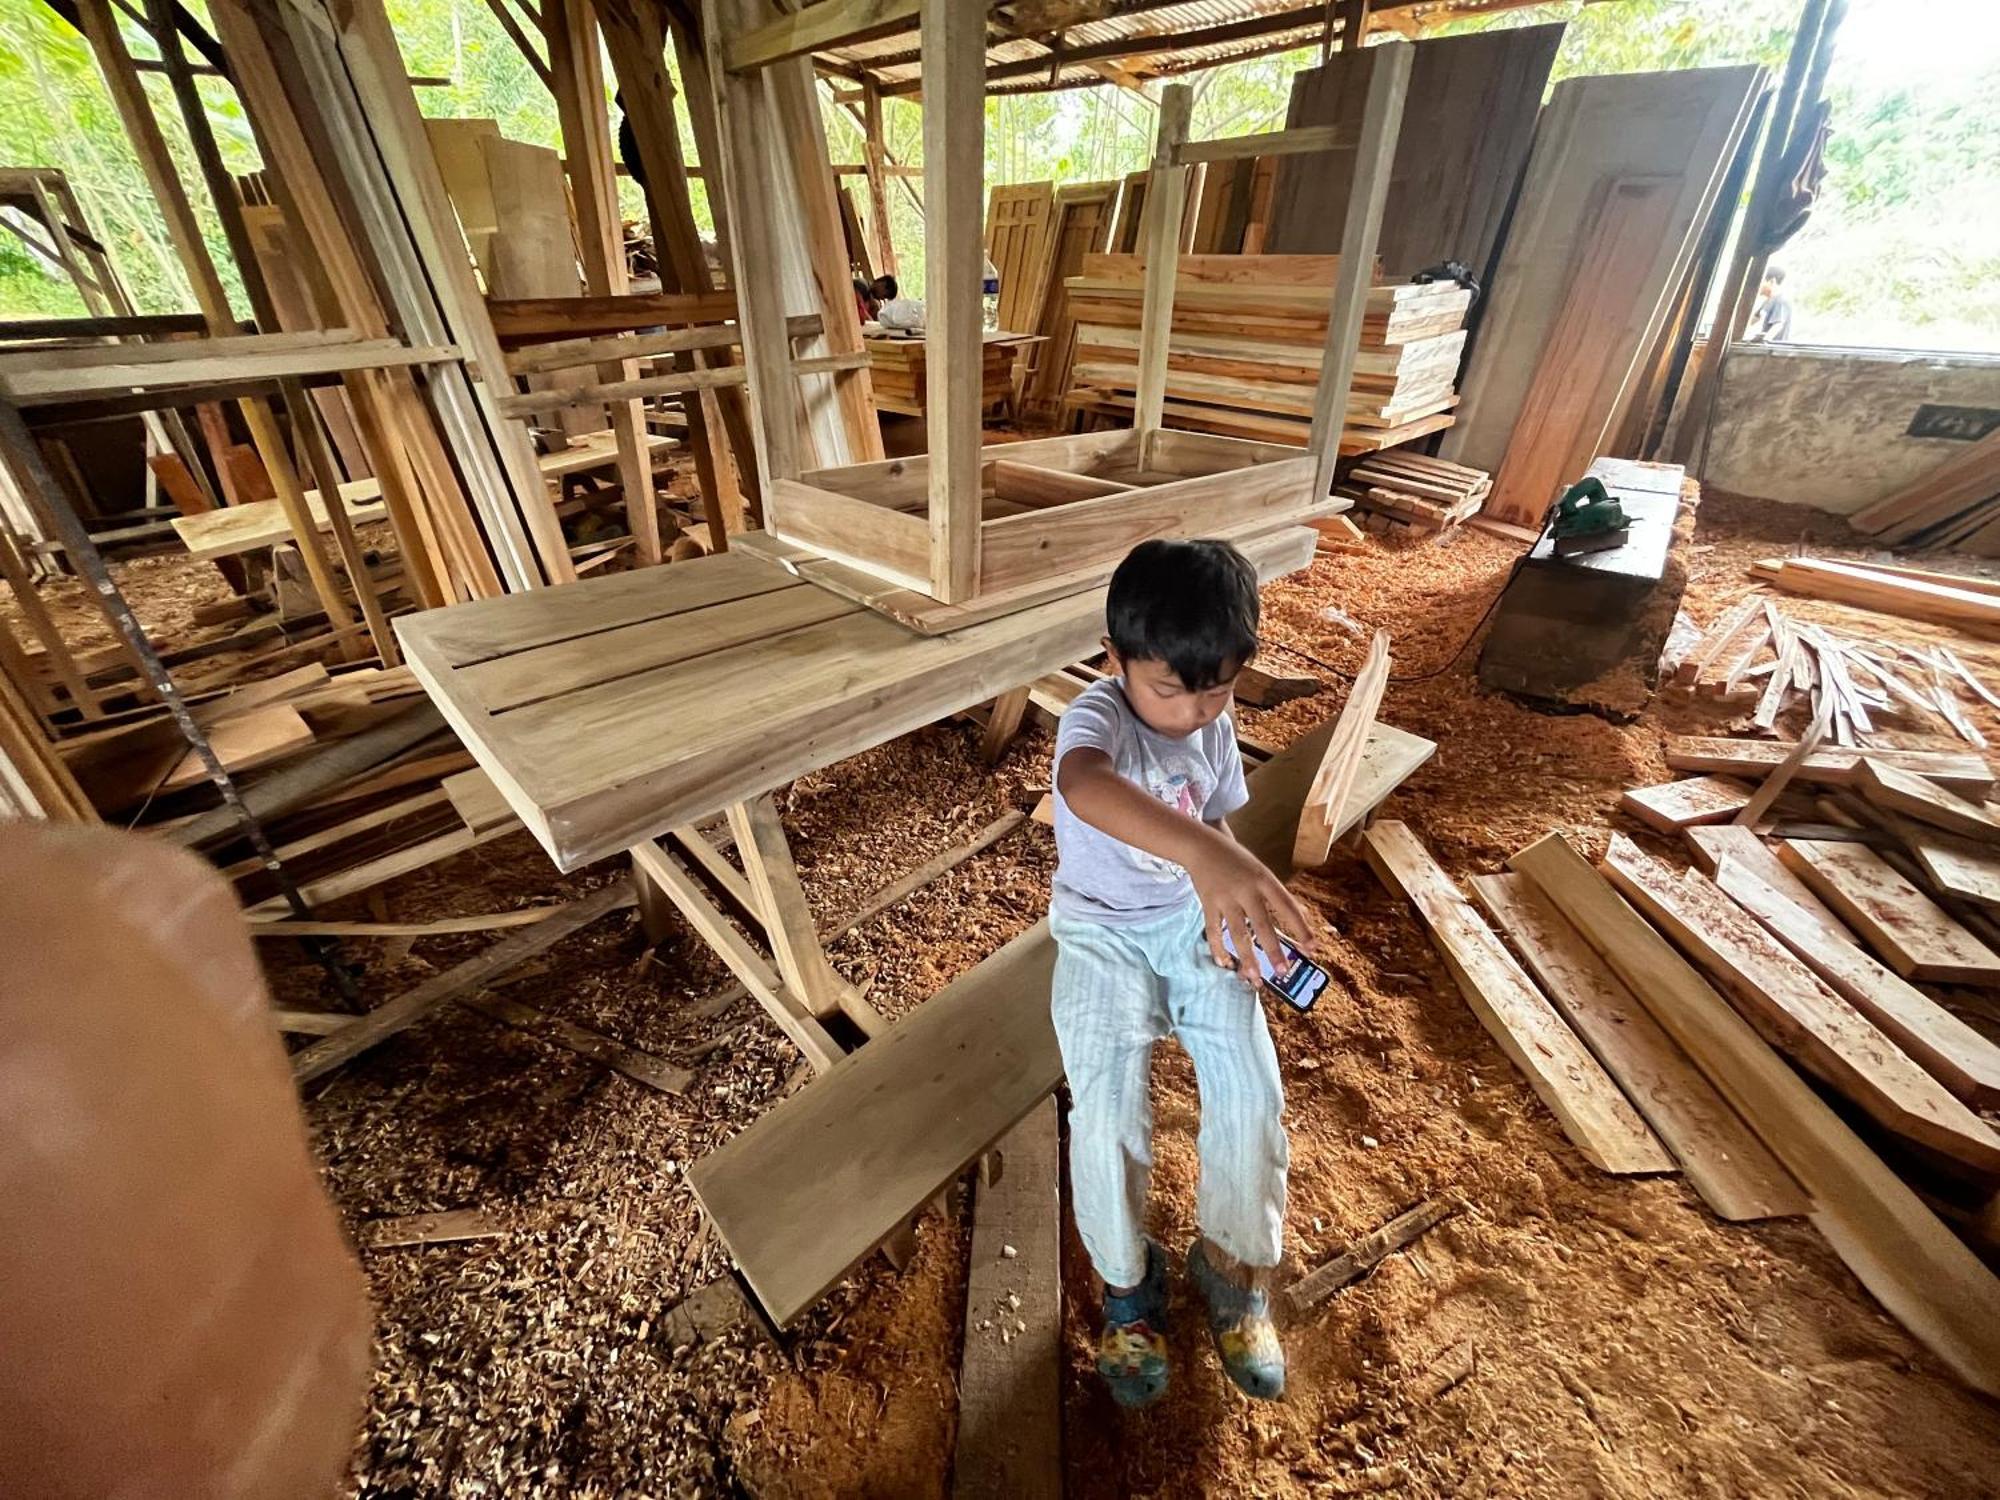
[1363,820,1673,1175]
[1132,82,1193,454]
[1509,830,2000,1400]
[1306,40,1410,505]
[923,0,986,603]
[724,0,921,72]
[1175,125,1347,165]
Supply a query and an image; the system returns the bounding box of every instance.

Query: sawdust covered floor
[270,490,2000,1497]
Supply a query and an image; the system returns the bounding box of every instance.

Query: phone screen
[1221,928,1330,1012]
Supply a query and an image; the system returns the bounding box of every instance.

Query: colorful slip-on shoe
[1097,1240,1171,1409]
[1186,1240,1285,1400]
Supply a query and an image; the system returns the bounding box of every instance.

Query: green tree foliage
[0,0,1988,351]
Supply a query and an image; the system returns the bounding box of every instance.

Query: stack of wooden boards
[863,332,1026,419]
[1059,254,1471,453]
[1337,452,1491,536]
[1840,431,2000,555]
[1747,556,2000,642]
[1363,786,2000,1398]
[1443,66,1767,525]
[1666,588,2000,748]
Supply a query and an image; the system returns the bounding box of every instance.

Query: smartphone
[1221,927,1331,1013]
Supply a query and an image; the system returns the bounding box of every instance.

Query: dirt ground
[65,485,2000,1495]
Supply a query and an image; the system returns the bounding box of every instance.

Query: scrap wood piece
[1507,832,2000,1401]
[249,902,602,938]
[291,880,634,1083]
[1779,838,2000,986]
[457,990,693,1095]
[1602,836,2000,1175]
[1735,694,1831,828]
[1619,775,1752,835]
[1293,628,1391,868]
[1471,872,1806,1221]
[1854,756,2000,844]
[1280,1197,1458,1326]
[1676,594,1765,687]
[1685,824,1856,951]
[1713,858,2000,1110]
[1663,737,1995,799]
[272,1008,354,1036]
[952,1097,1060,1500]
[1361,821,1672,1174]
[1921,652,1989,749]
[1235,664,1322,708]
[661,1277,751,1351]
[358,1209,505,1250]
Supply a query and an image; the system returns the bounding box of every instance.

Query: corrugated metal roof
[812,1,1561,94]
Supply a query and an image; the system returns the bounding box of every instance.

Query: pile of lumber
[46,654,512,917]
[1667,591,1999,748]
[1842,431,2000,554]
[1337,452,1490,536]
[1058,254,1470,454]
[865,332,1021,419]
[1360,799,2000,1400]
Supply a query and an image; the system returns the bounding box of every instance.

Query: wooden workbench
[399,526,1317,1074]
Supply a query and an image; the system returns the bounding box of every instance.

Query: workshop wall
[1701,343,2000,513]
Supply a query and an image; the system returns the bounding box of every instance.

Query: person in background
[854,277,879,325]
[1746,266,1793,343]
[871,273,926,332]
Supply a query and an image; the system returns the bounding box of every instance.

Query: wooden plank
[1619,775,1753,834]
[689,713,1436,1327]
[1362,820,1673,1174]
[1508,832,2000,1400]
[1907,825,2000,911]
[291,881,634,1082]
[1712,856,2000,1109]
[1602,836,2000,1175]
[1684,824,1856,950]
[1854,756,2000,843]
[951,1097,1060,1500]
[1471,872,1806,1221]
[1761,558,2000,637]
[1780,838,2000,986]
[1441,67,1761,473]
[1265,26,1561,280]
[1293,628,1389,867]
[1664,736,1995,798]
[0,337,455,403]
[923,0,987,603]
[486,291,740,341]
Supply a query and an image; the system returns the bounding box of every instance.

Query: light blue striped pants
[1050,900,1289,1289]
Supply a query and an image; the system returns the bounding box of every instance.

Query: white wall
[1700,343,2000,514]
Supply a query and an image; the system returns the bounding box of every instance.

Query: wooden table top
[400,529,1315,873]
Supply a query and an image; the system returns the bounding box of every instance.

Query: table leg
[979,685,1032,765]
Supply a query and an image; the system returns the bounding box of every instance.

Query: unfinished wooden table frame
[713,5,1412,620]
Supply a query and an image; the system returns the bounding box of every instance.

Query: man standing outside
[1746,266,1794,342]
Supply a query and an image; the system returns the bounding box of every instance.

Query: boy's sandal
[1097,1240,1171,1410]
[1187,1240,1286,1401]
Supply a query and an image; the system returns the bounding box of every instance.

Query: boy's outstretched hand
[1185,834,1316,979]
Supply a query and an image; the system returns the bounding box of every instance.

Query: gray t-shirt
[1050,678,1249,926]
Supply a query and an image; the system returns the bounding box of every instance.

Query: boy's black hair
[873,273,899,299]
[1767,266,1786,285]
[1105,538,1259,690]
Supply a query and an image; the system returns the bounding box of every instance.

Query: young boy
[1050,538,1314,1408]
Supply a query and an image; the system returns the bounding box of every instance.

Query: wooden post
[1339,0,1369,51]
[861,79,898,276]
[922,0,985,604]
[1133,83,1194,466]
[1305,42,1411,508]
[545,0,661,564]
